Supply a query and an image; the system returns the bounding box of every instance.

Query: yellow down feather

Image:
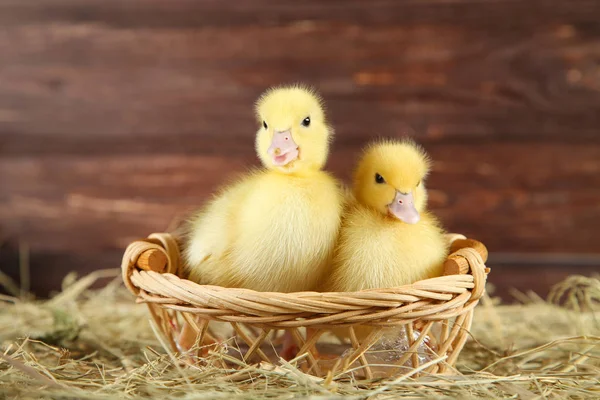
[323,139,448,340]
[182,85,344,293]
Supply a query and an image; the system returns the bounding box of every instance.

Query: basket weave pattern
[121,232,488,379]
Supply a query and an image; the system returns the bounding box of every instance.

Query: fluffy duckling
[183,85,344,294]
[305,140,449,357]
[325,139,448,292]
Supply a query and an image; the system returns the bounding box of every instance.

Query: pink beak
[267,130,299,166]
[388,191,420,224]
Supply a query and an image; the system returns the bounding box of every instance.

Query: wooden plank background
[1,0,599,298]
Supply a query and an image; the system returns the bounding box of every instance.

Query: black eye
[262,121,268,129]
[301,116,311,127]
[375,173,385,184]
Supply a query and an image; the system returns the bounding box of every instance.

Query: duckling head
[353,139,431,224]
[255,85,331,173]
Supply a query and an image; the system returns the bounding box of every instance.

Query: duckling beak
[267,130,299,166]
[388,191,420,224]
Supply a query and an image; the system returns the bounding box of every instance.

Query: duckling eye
[301,116,311,127]
[262,121,268,130]
[375,173,385,184]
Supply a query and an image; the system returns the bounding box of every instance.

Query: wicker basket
[121,232,489,380]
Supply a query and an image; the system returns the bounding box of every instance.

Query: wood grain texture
[2,0,600,144]
[1,0,600,296]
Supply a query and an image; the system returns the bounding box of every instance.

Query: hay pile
[1,269,598,399]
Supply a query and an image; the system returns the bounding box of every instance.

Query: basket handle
[121,233,180,295]
[443,238,489,275]
[136,247,168,272]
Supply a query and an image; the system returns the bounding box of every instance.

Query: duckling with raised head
[182,85,344,358]
[183,85,343,292]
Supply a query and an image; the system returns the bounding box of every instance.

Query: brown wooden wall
[1,0,599,298]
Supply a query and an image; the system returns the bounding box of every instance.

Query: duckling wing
[181,175,256,283]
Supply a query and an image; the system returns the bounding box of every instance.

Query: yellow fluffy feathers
[324,139,448,292]
[182,85,344,293]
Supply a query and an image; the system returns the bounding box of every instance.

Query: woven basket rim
[121,232,489,329]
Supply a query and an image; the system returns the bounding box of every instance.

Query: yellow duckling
[325,139,448,293]
[182,85,344,294]
[301,139,450,360]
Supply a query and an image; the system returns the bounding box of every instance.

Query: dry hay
[1,269,599,399]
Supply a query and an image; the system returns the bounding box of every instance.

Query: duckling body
[327,204,446,292]
[185,169,343,292]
